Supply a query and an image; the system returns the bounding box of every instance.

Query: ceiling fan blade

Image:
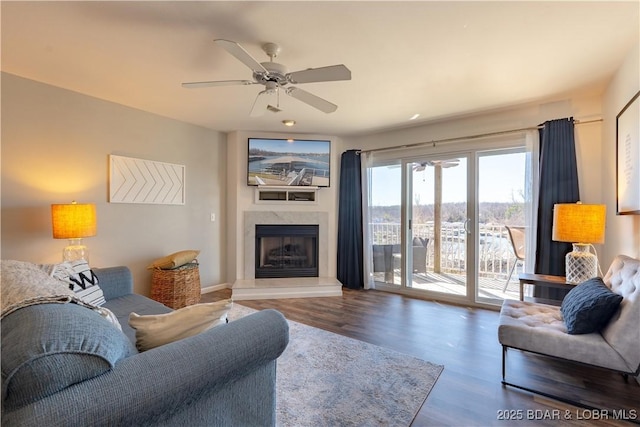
[182,80,255,89]
[442,161,460,168]
[426,159,460,168]
[287,64,351,84]
[250,90,273,117]
[214,39,268,74]
[286,87,337,113]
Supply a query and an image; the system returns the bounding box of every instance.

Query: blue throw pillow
[1,303,135,410]
[560,277,623,335]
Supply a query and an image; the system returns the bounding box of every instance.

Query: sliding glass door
[476,149,527,304]
[369,154,472,303]
[366,134,534,307]
[406,157,470,297]
[370,161,402,286]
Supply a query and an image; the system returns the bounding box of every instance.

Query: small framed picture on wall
[616,91,640,215]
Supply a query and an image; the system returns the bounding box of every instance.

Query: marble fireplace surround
[243,211,329,279]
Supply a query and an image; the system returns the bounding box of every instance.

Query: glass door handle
[464,218,471,234]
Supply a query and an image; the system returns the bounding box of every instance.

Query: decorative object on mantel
[109,155,185,205]
[616,90,640,215]
[51,201,97,262]
[552,202,606,284]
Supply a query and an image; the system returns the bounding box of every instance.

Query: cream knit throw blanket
[1,259,120,329]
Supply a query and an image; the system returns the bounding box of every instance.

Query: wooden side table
[518,273,575,304]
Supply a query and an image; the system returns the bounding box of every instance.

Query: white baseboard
[201,283,231,294]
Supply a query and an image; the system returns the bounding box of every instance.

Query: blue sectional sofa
[2,266,289,426]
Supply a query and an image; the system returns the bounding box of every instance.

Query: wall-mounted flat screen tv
[248,138,331,187]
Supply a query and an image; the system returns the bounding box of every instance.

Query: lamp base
[63,238,89,263]
[565,243,597,284]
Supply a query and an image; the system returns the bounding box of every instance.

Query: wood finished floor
[201,289,639,426]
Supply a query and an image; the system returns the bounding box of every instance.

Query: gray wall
[601,41,640,265]
[1,73,227,295]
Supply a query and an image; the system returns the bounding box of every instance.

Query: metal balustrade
[370,222,518,279]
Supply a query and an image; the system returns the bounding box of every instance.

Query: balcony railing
[371,222,518,279]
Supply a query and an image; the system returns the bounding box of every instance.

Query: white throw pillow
[128,299,233,351]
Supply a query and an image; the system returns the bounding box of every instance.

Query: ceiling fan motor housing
[255,61,290,86]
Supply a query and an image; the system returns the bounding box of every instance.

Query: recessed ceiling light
[409,114,420,121]
[282,120,296,127]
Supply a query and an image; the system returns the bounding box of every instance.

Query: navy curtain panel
[337,150,364,289]
[535,118,579,299]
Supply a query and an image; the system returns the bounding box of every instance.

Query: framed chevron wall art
[109,155,185,205]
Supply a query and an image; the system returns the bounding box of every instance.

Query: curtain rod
[358,118,602,155]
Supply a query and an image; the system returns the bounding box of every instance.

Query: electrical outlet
[210,213,216,222]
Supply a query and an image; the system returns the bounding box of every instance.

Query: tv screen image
[248,138,331,187]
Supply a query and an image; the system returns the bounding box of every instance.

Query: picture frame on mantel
[616,91,640,215]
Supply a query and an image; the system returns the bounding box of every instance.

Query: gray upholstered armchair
[498,255,640,409]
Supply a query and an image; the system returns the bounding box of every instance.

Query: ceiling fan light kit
[182,39,351,117]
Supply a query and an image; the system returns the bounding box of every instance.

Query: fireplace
[255,225,319,278]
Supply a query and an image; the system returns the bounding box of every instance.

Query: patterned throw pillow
[560,277,623,334]
[52,261,106,306]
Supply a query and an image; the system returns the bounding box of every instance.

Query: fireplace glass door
[255,225,319,278]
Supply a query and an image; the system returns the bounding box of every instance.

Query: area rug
[229,304,444,427]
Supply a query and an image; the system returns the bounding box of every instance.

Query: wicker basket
[151,261,201,309]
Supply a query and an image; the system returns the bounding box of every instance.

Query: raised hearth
[232,277,342,300]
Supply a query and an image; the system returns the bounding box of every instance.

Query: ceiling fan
[182,39,351,117]
[413,159,461,171]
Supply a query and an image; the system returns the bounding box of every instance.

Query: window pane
[370,164,401,285]
[477,151,525,303]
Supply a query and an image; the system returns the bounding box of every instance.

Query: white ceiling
[2,1,638,136]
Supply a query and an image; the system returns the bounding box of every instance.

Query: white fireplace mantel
[234,210,342,300]
[243,211,329,279]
